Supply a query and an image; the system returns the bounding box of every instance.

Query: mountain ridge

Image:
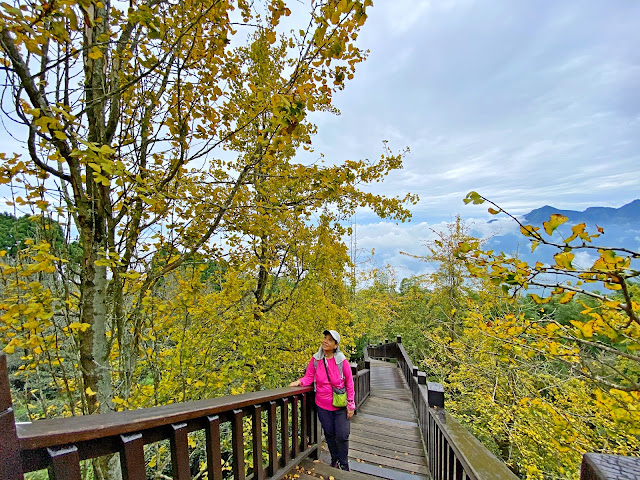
[523,199,640,225]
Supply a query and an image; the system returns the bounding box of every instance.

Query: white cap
[323,329,340,344]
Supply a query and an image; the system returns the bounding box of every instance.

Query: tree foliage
[0,0,413,437]
[355,212,639,479]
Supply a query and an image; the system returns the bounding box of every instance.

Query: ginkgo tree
[458,193,639,461]
[380,213,638,478]
[0,0,414,424]
[461,191,639,394]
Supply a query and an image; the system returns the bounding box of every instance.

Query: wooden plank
[300,458,383,480]
[0,410,23,480]
[119,433,145,480]
[0,354,23,480]
[349,431,423,450]
[352,415,420,432]
[364,396,413,408]
[47,446,82,480]
[351,425,421,444]
[291,396,299,458]
[350,458,429,480]
[350,442,425,465]
[170,423,190,480]
[267,402,277,476]
[252,405,264,480]
[232,409,245,480]
[361,405,415,416]
[349,449,429,475]
[361,397,414,408]
[351,421,420,441]
[206,415,223,480]
[300,393,308,451]
[280,398,289,467]
[358,409,416,423]
[349,435,426,456]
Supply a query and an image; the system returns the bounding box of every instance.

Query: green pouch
[332,387,347,408]
[323,357,347,408]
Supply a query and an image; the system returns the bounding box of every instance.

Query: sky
[295,0,640,277]
[2,1,639,279]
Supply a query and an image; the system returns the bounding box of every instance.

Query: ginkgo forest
[0,1,637,480]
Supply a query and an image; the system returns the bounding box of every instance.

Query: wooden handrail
[372,336,640,480]
[0,351,372,480]
[388,339,519,480]
[17,386,311,450]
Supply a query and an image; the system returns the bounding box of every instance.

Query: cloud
[302,0,640,226]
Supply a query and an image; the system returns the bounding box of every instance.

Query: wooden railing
[351,353,371,411]
[0,354,371,480]
[370,336,640,480]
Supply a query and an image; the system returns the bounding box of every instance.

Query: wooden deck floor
[291,359,430,480]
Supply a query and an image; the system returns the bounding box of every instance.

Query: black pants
[317,406,350,468]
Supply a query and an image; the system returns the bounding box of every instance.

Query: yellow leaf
[520,225,540,237]
[463,191,484,205]
[53,130,68,141]
[265,30,276,44]
[530,294,551,304]
[88,47,103,60]
[558,291,576,304]
[554,252,575,270]
[543,214,568,235]
[563,223,585,243]
[86,386,97,396]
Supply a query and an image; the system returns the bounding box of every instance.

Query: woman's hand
[289,380,301,387]
[347,408,355,420]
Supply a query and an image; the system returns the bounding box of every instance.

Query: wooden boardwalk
[292,359,430,480]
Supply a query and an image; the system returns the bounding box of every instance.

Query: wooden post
[119,433,146,480]
[252,405,264,480]
[427,382,445,408]
[267,402,278,476]
[206,415,223,480]
[170,423,190,480]
[581,453,640,479]
[280,398,289,466]
[231,410,245,480]
[0,353,24,480]
[291,396,299,458]
[311,399,321,460]
[396,335,402,343]
[351,363,358,414]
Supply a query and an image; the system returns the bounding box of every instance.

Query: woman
[290,330,355,471]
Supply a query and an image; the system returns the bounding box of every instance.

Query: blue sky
[297,0,640,277]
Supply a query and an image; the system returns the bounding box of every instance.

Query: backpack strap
[313,358,317,392]
[313,356,344,391]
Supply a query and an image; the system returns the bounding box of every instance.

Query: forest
[0,0,638,479]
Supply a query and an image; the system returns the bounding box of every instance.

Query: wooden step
[349,449,429,475]
[349,436,425,457]
[350,460,429,480]
[298,458,382,480]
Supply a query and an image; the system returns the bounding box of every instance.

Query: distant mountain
[524,199,640,226]
[479,199,640,266]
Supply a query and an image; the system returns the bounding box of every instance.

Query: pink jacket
[298,356,356,411]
